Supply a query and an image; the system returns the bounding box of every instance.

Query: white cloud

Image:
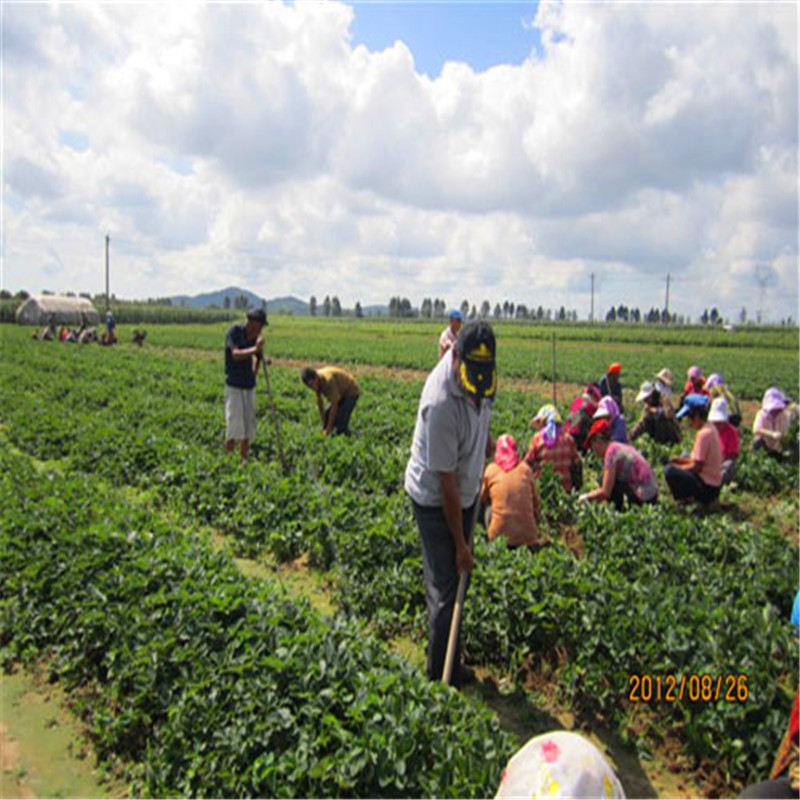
[1,2,797,321]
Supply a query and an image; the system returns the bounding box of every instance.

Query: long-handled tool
[258,356,287,473]
[442,485,483,686]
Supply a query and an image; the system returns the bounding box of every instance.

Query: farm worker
[752,387,791,455]
[578,420,657,511]
[630,381,681,445]
[664,394,722,506]
[680,366,708,406]
[599,362,623,414]
[439,309,464,360]
[654,367,674,400]
[709,397,739,486]
[495,731,625,799]
[480,434,546,549]
[300,366,360,436]
[566,384,602,451]
[706,373,742,427]
[105,309,116,344]
[224,307,267,463]
[404,320,496,687]
[59,325,69,342]
[592,396,628,444]
[525,404,582,492]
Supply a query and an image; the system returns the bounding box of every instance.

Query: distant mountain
[268,296,308,315]
[171,286,265,310]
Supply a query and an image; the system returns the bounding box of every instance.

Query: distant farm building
[15,295,101,326]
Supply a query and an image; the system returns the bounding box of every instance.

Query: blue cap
[449,309,464,321]
[792,590,799,629]
[676,393,709,419]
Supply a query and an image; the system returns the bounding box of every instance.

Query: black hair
[300,367,317,386]
[688,405,709,421]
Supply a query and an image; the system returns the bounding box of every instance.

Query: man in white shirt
[406,320,497,687]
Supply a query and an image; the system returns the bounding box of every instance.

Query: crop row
[0,445,513,797]
[1,330,797,790]
[139,319,799,400]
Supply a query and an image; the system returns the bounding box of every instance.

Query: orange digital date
[628,673,749,704]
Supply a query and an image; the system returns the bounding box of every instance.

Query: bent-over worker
[301,365,360,436]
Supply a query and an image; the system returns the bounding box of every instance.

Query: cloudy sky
[2,1,798,321]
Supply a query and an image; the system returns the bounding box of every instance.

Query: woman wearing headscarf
[592,396,628,444]
[630,381,682,444]
[566,384,602,451]
[709,397,739,485]
[525,404,583,492]
[480,435,546,549]
[578,419,658,511]
[706,373,742,427]
[680,366,708,406]
[752,387,791,455]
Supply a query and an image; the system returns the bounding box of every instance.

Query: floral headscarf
[494,434,521,473]
[534,404,562,449]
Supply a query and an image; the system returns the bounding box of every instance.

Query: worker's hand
[578,493,590,503]
[455,543,473,574]
[255,337,265,355]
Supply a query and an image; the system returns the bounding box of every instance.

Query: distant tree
[234,293,249,310]
[309,296,317,316]
[323,295,332,317]
[421,298,432,318]
[400,298,413,317]
[700,308,709,325]
[0,289,11,300]
[42,289,54,296]
[516,304,528,319]
[508,302,515,319]
[332,296,342,317]
[558,306,566,321]
[355,301,363,318]
[545,308,552,321]
[493,303,502,320]
[606,306,617,322]
[15,290,29,301]
[536,306,544,321]
[480,300,491,318]
[460,299,469,318]
[79,292,92,300]
[738,306,747,324]
[502,300,510,318]
[469,304,477,320]
[224,296,231,309]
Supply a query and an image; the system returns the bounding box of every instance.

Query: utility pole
[104,235,110,312]
[664,272,670,323]
[590,272,595,323]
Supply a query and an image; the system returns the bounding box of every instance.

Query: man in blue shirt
[225,308,267,462]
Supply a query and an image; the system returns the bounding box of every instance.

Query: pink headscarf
[494,434,521,473]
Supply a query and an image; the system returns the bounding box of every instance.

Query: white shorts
[225,386,256,442]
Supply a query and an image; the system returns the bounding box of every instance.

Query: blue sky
[347,1,542,76]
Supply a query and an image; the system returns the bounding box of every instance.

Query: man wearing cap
[300,365,360,436]
[439,309,463,360]
[665,394,722,506]
[630,381,681,444]
[224,308,267,463]
[405,320,497,687]
[599,363,623,414]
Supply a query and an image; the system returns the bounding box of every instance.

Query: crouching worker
[709,397,739,486]
[579,419,658,511]
[664,394,722,507]
[480,435,547,550]
[525,404,582,492]
[300,365,360,436]
[224,308,267,463]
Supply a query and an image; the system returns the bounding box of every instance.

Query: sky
[2,1,798,322]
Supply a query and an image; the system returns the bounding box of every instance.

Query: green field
[1,319,798,798]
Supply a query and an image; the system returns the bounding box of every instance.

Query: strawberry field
[1,319,798,798]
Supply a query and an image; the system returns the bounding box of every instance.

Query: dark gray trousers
[411,499,475,684]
